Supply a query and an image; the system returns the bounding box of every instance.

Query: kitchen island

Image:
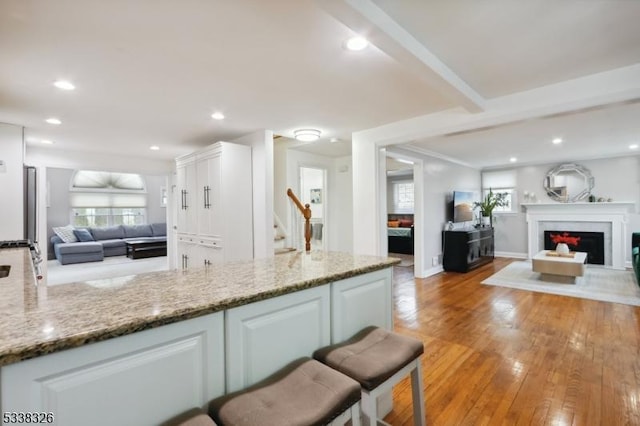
[0,249,398,426]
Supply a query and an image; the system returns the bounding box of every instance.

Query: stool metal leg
[410,359,426,426]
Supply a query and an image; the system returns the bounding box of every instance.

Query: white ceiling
[1,0,639,167]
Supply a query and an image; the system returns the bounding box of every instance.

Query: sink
[0,265,10,278]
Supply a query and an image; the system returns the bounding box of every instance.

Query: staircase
[274,217,295,255]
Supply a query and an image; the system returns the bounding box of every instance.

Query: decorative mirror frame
[544,163,594,203]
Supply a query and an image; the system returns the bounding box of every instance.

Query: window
[72,208,146,227]
[69,170,147,226]
[393,181,414,213]
[482,188,514,213]
[481,169,517,213]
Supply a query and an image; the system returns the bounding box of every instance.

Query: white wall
[331,156,353,253]
[232,130,274,259]
[421,155,481,272]
[0,123,24,240]
[300,167,324,219]
[488,155,640,261]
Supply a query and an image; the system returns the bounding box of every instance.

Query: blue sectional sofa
[51,223,167,265]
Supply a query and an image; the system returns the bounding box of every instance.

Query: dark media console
[442,228,494,272]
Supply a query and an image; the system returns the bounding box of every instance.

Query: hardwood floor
[385,258,640,425]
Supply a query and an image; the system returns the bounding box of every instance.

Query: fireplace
[544,231,605,265]
[522,202,635,270]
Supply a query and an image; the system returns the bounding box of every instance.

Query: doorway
[299,166,327,250]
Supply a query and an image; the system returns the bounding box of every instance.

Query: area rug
[482,261,640,306]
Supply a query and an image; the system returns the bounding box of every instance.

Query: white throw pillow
[53,225,78,243]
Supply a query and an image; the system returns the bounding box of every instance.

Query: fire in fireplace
[543,231,605,265]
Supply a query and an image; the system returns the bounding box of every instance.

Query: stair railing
[287,188,312,252]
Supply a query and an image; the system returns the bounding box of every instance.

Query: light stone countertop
[0,249,400,367]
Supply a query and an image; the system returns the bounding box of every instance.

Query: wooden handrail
[287,188,312,252]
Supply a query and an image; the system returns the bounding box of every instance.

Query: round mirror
[544,163,594,202]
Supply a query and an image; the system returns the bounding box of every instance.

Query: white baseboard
[495,251,528,259]
[418,265,443,278]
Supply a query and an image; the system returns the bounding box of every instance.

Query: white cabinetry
[176,142,253,268]
[176,155,197,235]
[1,313,225,426]
[225,286,331,392]
[331,268,393,343]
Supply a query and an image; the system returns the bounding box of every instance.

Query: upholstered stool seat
[161,408,218,426]
[314,326,425,426]
[209,357,361,426]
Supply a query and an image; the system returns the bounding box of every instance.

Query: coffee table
[125,240,167,259]
[532,250,587,283]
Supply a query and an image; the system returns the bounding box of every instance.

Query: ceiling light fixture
[53,80,75,90]
[330,137,340,143]
[294,129,321,142]
[509,157,518,163]
[211,112,225,120]
[396,159,414,165]
[630,144,639,150]
[41,139,54,145]
[150,145,160,151]
[45,117,62,125]
[552,138,563,144]
[345,36,368,51]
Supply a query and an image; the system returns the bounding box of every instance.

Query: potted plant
[474,188,508,227]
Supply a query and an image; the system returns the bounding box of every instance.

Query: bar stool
[161,408,218,426]
[209,357,361,426]
[314,326,425,426]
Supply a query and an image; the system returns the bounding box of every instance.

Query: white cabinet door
[1,313,225,426]
[198,238,223,266]
[177,236,197,269]
[176,160,197,235]
[196,155,221,238]
[200,155,221,238]
[225,286,331,392]
[331,268,393,343]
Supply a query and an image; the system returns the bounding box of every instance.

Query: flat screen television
[452,191,475,223]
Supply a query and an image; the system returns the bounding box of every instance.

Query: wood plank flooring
[384,258,640,425]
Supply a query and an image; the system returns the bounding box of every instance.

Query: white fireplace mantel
[522,202,636,269]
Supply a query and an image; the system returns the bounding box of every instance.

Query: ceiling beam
[353,63,640,147]
[317,0,486,113]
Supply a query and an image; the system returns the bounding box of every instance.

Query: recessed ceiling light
[330,137,340,143]
[53,80,75,90]
[41,139,54,145]
[211,112,225,120]
[345,36,368,51]
[630,144,639,150]
[294,129,321,142]
[552,138,563,144]
[509,157,518,163]
[150,145,160,151]
[45,117,62,125]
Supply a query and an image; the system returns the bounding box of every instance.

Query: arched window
[69,170,147,227]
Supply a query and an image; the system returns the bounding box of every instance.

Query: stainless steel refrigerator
[24,165,37,243]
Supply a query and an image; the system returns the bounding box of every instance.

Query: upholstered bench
[162,408,217,426]
[314,326,425,426]
[209,357,361,426]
